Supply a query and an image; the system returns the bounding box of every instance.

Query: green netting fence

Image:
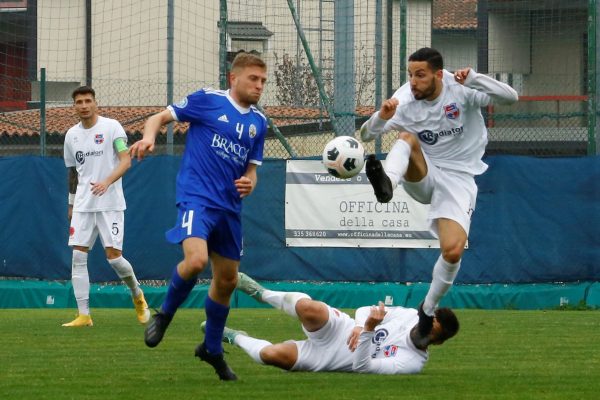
[0,0,597,158]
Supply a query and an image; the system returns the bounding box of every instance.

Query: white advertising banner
[285,160,439,248]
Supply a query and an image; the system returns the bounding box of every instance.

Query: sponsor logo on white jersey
[218,114,229,123]
[371,328,389,358]
[75,150,104,164]
[418,126,464,145]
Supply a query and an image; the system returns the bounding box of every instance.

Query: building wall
[488,13,531,74]
[37,0,85,83]
[432,33,477,72]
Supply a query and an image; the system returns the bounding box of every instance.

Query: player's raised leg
[366,132,425,204]
[237,272,311,319]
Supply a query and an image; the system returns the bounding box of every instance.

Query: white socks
[72,250,90,315]
[423,255,461,316]
[234,335,272,365]
[108,256,142,298]
[384,139,411,189]
[260,290,311,318]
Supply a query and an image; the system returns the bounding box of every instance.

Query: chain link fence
[0,0,597,158]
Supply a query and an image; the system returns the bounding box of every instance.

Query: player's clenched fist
[454,68,471,85]
[129,138,155,161]
[379,98,399,120]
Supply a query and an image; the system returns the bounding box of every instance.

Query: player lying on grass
[202,273,459,374]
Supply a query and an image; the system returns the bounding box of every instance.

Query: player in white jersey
[63,86,149,327]
[360,48,518,345]
[201,272,459,374]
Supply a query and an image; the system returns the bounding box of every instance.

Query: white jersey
[362,70,518,175]
[293,305,427,374]
[64,116,127,212]
[352,306,428,374]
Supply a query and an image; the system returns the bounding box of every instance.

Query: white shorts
[402,153,477,236]
[69,211,125,250]
[291,306,356,372]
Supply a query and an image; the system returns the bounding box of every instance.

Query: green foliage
[0,309,599,400]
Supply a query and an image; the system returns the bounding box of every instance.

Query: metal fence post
[40,68,46,157]
[593,0,599,154]
[219,0,228,90]
[166,0,174,155]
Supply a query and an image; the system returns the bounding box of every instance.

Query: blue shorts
[165,203,243,261]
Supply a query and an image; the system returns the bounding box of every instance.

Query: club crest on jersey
[249,124,257,138]
[94,134,104,144]
[444,103,460,120]
[383,345,398,357]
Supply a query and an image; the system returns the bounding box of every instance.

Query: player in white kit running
[360,48,518,344]
[202,272,459,374]
[63,86,149,327]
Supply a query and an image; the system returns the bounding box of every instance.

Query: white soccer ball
[322,136,365,179]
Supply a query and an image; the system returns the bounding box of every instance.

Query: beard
[238,91,261,106]
[411,79,437,100]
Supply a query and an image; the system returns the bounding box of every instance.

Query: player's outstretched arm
[129,109,174,161]
[360,98,401,142]
[457,68,519,105]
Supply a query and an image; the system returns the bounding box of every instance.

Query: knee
[213,274,237,294]
[184,253,208,274]
[398,131,418,148]
[259,346,279,365]
[105,248,121,259]
[295,299,325,323]
[441,244,464,264]
[259,346,294,370]
[294,299,314,316]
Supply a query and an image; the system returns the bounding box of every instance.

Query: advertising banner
[285,160,439,248]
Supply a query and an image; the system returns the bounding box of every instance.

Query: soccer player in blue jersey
[129,52,268,381]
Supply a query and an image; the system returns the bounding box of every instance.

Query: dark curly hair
[408,47,444,72]
[434,307,460,343]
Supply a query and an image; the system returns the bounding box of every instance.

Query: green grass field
[1,308,598,400]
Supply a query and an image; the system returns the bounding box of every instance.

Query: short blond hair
[231,52,266,72]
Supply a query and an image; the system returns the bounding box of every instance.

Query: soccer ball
[322,136,365,179]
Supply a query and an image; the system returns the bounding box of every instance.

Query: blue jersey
[168,88,267,214]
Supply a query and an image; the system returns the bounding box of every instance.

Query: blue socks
[203,296,230,355]
[161,266,197,316]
